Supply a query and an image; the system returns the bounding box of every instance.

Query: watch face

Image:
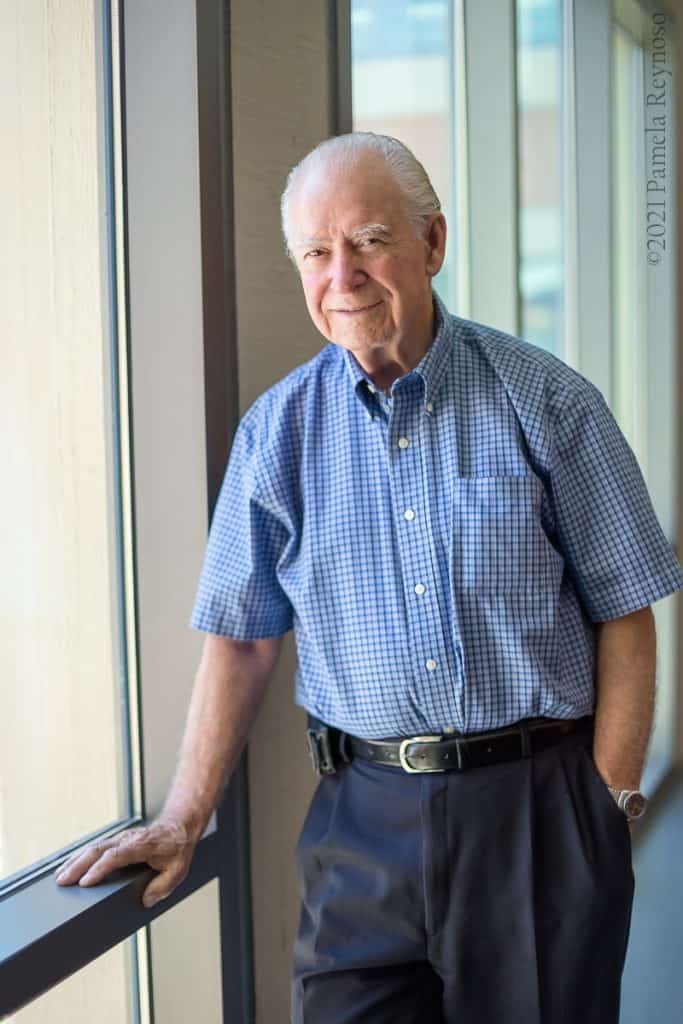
[623,791,647,818]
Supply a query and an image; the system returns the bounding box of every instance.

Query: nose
[329,246,366,292]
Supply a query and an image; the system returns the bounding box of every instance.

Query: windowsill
[0,823,219,1018]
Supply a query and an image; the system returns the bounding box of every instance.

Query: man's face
[288,154,446,363]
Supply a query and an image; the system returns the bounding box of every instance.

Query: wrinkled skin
[54,819,195,907]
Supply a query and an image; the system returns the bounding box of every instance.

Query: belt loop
[519,722,531,757]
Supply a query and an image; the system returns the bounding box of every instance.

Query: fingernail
[143,896,158,908]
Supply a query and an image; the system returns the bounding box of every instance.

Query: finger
[141,880,169,908]
[77,843,151,886]
[141,865,188,908]
[56,827,154,884]
[55,841,120,884]
[57,836,123,873]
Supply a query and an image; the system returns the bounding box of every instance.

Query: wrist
[156,802,210,845]
[592,754,642,792]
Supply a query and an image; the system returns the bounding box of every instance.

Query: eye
[359,237,383,248]
[303,249,325,260]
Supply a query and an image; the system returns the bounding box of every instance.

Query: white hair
[280,131,442,261]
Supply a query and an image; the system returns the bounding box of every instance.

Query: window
[516,0,565,355]
[350,0,459,307]
[1,1,245,1016]
[611,2,679,792]
[1,0,141,1014]
[2,0,139,888]
[349,0,682,797]
[10,938,139,1024]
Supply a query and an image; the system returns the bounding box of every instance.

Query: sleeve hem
[188,616,293,640]
[585,570,683,623]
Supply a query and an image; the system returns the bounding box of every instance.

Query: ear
[425,213,447,277]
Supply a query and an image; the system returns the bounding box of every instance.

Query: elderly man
[57,133,683,1023]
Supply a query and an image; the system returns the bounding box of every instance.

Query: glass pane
[516,0,564,355]
[612,23,647,465]
[150,879,223,1022]
[9,936,139,1024]
[1,0,134,880]
[350,0,458,307]
[611,14,679,794]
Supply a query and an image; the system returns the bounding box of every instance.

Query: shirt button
[426,658,438,671]
[414,583,426,595]
[426,402,434,413]
[404,509,415,521]
[398,436,410,449]
[444,725,456,734]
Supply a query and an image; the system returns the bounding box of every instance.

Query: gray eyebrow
[294,223,393,248]
[349,223,392,240]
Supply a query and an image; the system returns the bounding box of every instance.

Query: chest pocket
[451,475,563,594]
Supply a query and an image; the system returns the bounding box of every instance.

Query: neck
[360,295,436,393]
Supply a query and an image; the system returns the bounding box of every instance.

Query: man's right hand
[54,819,197,908]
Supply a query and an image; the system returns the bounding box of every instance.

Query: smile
[332,301,382,314]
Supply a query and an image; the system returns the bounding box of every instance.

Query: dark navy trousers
[291,721,634,1023]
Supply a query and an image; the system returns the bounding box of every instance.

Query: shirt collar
[341,289,453,414]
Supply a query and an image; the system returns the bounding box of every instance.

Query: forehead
[289,154,407,241]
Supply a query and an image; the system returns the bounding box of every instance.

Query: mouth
[331,301,382,315]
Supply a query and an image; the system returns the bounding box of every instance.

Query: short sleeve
[188,412,294,640]
[548,380,683,622]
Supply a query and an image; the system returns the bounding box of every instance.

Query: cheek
[375,258,409,296]
[386,270,420,311]
[301,277,324,317]
[306,291,336,336]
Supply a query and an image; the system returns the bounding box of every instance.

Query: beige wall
[229,2,334,1020]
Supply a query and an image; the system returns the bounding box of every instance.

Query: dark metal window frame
[0,825,220,1017]
[0,0,254,1019]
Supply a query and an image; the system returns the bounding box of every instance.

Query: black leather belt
[306,713,594,776]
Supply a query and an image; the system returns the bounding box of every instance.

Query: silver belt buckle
[398,735,446,773]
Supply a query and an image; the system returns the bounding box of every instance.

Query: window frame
[0,0,254,1019]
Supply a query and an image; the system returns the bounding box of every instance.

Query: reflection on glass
[1,1,133,880]
[516,0,564,355]
[350,0,458,308]
[10,936,139,1024]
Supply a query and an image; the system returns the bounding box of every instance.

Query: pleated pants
[291,721,634,1023]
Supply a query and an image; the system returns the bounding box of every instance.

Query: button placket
[391,394,447,697]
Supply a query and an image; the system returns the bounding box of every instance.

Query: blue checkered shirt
[189,289,683,738]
